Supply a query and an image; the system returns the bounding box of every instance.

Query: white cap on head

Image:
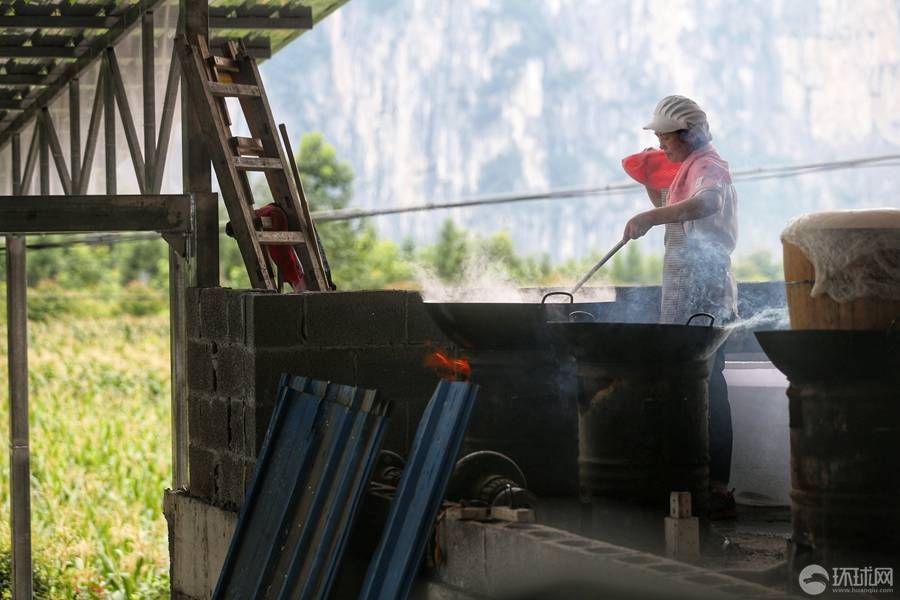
[643,95,711,139]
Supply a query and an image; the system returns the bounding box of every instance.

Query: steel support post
[104,59,116,194]
[69,78,81,192]
[6,133,33,600]
[171,0,218,490]
[39,117,49,195]
[143,11,156,188]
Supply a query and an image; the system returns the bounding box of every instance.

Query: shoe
[709,488,737,520]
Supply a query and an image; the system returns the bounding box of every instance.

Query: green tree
[477,231,553,283]
[419,219,471,283]
[733,249,782,281]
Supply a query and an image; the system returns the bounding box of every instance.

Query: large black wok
[424,292,615,350]
[547,314,730,365]
[755,329,900,382]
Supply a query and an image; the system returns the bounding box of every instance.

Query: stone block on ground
[664,516,700,561]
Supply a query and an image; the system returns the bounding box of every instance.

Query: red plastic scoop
[621,149,679,190]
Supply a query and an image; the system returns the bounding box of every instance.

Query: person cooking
[622,95,738,519]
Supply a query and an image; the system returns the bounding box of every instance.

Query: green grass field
[0,315,171,599]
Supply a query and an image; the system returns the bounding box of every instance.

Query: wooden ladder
[177,35,329,291]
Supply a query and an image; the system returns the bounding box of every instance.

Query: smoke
[725,306,789,331]
[414,254,527,302]
[415,253,616,303]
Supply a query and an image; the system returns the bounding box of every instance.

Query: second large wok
[424,292,614,351]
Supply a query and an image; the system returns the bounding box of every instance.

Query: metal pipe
[39,115,49,195]
[6,134,32,598]
[104,57,116,195]
[142,11,156,188]
[172,0,213,490]
[69,78,81,192]
[168,245,189,489]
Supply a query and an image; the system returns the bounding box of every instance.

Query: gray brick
[185,287,201,339]
[244,292,305,347]
[356,346,440,455]
[216,452,247,509]
[249,347,358,455]
[188,445,216,501]
[227,399,247,457]
[355,346,438,403]
[189,394,229,452]
[252,347,357,409]
[406,291,453,345]
[215,343,252,400]
[199,287,232,341]
[226,290,247,343]
[187,339,216,393]
[304,290,406,347]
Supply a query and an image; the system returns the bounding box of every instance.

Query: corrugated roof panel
[359,380,479,600]
[213,374,390,600]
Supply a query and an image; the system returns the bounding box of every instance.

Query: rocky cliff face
[259,0,900,261]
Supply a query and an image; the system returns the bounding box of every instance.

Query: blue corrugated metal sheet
[213,374,391,600]
[359,380,479,600]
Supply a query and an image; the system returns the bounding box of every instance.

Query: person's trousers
[708,348,732,484]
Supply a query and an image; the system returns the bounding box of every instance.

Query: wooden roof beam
[0,74,49,85]
[0,0,168,149]
[0,46,83,59]
[210,38,271,59]
[0,194,193,234]
[209,15,312,30]
[0,16,114,29]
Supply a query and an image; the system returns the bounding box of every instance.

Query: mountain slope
[260,0,900,261]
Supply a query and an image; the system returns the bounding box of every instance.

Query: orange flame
[424,350,472,382]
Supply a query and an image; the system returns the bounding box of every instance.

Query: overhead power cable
[2,152,899,253]
[313,153,900,222]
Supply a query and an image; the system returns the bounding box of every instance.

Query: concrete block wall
[184,287,454,511]
[169,281,786,599]
[181,282,785,511]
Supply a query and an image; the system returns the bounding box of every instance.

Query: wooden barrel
[783,220,900,331]
[781,208,900,330]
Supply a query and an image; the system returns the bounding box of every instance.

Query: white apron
[660,201,738,325]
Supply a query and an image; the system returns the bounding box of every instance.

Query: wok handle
[570,238,628,295]
[542,291,574,305]
[568,310,596,323]
[686,312,716,327]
